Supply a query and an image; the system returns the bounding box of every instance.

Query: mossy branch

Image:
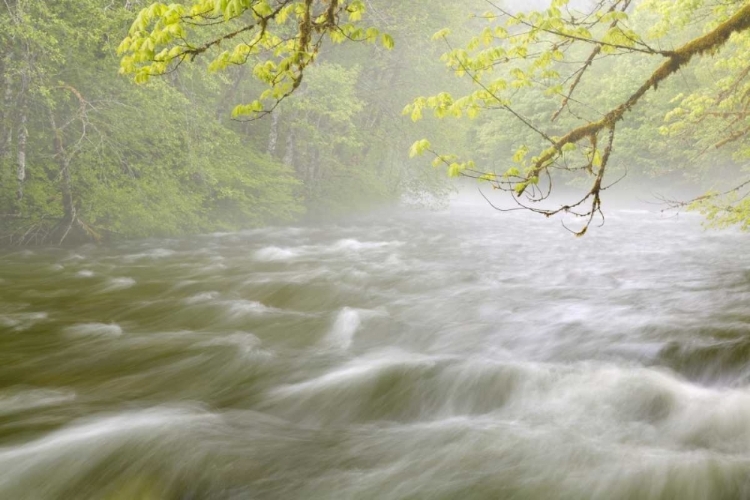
[520,3,750,196]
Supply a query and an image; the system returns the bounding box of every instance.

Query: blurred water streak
[1,203,749,499]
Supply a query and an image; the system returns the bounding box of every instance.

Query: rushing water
[1,201,750,499]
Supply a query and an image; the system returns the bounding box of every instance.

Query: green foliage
[13,0,749,244]
[73,79,302,237]
[0,0,303,244]
[118,0,389,118]
[1,0,471,245]
[402,0,750,231]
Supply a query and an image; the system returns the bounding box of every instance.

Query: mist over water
[1,200,750,499]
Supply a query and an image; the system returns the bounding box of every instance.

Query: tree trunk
[48,110,75,223]
[267,108,280,156]
[14,64,29,209]
[0,53,14,160]
[16,111,26,206]
[284,124,296,171]
[221,66,247,120]
[308,114,324,185]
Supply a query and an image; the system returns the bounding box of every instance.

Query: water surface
[1,202,750,499]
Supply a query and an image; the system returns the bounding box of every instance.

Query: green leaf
[448,162,463,177]
[381,33,395,50]
[411,105,423,122]
[409,139,432,158]
[432,28,451,41]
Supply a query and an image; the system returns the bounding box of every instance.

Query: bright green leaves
[693,194,750,231]
[410,104,423,122]
[504,167,520,178]
[119,0,384,118]
[381,33,395,50]
[447,162,463,177]
[467,27,497,50]
[599,26,638,54]
[439,157,476,178]
[346,0,365,21]
[252,0,274,18]
[510,67,532,89]
[119,1,196,82]
[407,0,655,201]
[405,94,454,122]
[275,3,293,23]
[410,145,477,180]
[512,145,529,164]
[404,98,425,122]
[561,143,577,154]
[432,28,451,41]
[411,141,476,180]
[591,148,603,168]
[404,90,494,122]
[409,139,432,158]
[231,100,264,118]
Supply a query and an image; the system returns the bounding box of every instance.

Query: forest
[0,0,748,244]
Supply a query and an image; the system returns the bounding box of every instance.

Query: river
[1,200,750,499]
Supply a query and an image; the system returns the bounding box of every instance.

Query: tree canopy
[0,0,456,245]
[406,0,750,234]
[119,0,750,234]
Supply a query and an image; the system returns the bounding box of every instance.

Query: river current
[1,201,750,499]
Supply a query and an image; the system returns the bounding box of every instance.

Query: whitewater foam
[322,307,362,350]
[63,323,123,338]
[254,246,299,262]
[102,277,136,291]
